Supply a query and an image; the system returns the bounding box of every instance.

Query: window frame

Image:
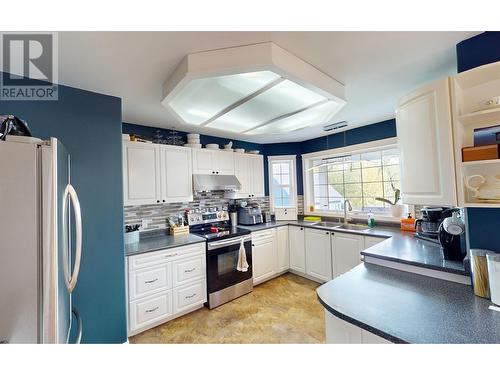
[302,137,406,221]
[268,155,298,212]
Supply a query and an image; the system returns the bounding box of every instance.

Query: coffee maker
[438,211,466,261]
[414,207,466,261]
[414,206,451,243]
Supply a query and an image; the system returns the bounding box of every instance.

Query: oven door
[206,236,253,294]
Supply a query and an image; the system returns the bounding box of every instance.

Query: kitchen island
[316,263,500,343]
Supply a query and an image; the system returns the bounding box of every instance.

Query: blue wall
[264,119,397,195]
[0,74,127,343]
[123,122,264,153]
[456,32,500,73]
[456,32,500,253]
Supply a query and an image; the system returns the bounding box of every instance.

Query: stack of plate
[206,144,219,150]
[235,148,245,153]
[184,133,202,148]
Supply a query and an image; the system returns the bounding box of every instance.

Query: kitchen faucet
[343,199,352,224]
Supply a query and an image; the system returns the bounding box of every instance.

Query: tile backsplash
[124,192,270,232]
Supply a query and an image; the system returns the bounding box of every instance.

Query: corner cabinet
[191,148,235,175]
[123,141,193,206]
[276,226,290,272]
[396,77,458,206]
[288,226,306,273]
[234,153,264,198]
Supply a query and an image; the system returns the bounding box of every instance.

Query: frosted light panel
[206,79,327,133]
[168,71,280,125]
[247,100,340,135]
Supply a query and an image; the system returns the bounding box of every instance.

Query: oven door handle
[207,236,252,250]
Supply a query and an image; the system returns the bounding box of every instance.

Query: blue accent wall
[456,32,500,73]
[456,32,500,253]
[0,73,127,343]
[264,119,397,195]
[123,122,264,153]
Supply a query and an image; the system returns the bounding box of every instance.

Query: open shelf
[461,159,500,167]
[458,107,500,126]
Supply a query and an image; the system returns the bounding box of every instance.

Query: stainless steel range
[188,210,253,309]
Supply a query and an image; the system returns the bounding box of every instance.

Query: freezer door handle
[62,184,83,293]
[69,307,82,344]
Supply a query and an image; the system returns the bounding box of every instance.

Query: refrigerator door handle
[68,307,82,344]
[62,184,83,293]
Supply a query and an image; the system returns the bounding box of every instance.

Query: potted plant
[375,180,404,217]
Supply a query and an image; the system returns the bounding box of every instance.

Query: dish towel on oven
[236,238,249,272]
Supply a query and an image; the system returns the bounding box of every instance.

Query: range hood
[161,42,346,136]
[193,174,242,192]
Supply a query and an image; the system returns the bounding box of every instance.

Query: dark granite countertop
[316,263,500,343]
[125,232,206,256]
[361,231,467,275]
[239,220,466,275]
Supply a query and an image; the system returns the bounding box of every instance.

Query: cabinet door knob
[216,171,219,174]
[156,200,160,203]
[326,232,329,235]
[300,228,303,230]
[162,200,166,203]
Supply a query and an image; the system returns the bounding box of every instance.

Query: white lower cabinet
[252,229,278,285]
[305,228,333,282]
[173,280,206,314]
[331,232,366,278]
[325,310,391,344]
[276,226,290,272]
[129,263,172,300]
[129,290,173,334]
[127,242,207,336]
[289,226,306,273]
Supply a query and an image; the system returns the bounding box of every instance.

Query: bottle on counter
[400,213,416,232]
[367,212,376,228]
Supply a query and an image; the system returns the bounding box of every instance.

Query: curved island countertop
[316,263,500,344]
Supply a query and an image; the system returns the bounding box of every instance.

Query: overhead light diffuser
[161,42,346,136]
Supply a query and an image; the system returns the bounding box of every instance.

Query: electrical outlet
[141,219,152,229]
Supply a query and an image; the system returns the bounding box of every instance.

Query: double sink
[310,221,371,233]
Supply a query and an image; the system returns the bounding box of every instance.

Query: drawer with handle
[129,263,172,301]
[172,254,205,287]
[128,242,205,270]
[129,290,173,332]
[173,280,206,314]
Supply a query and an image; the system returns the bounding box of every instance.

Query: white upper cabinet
[123,141,193,205]
[396,77,457,206]
[123,141,161,206]
[192,148,234,175]
[249,155,265,197]
[331,232,365,278]
[305,228,332,282]
[288,226,306,273]
[214,151,235,175]
[234,153,264,198]
[160,145,193,203]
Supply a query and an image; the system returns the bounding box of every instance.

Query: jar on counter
[470,249,495,299]
[486,253,500,306]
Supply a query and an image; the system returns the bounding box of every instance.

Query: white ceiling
[58,31,478,143]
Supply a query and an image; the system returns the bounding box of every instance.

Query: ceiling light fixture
[161,42,346,136]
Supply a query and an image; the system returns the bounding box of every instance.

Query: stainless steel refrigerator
[0,136,83,343]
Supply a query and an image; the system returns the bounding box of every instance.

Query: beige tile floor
[130,273,325,344]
